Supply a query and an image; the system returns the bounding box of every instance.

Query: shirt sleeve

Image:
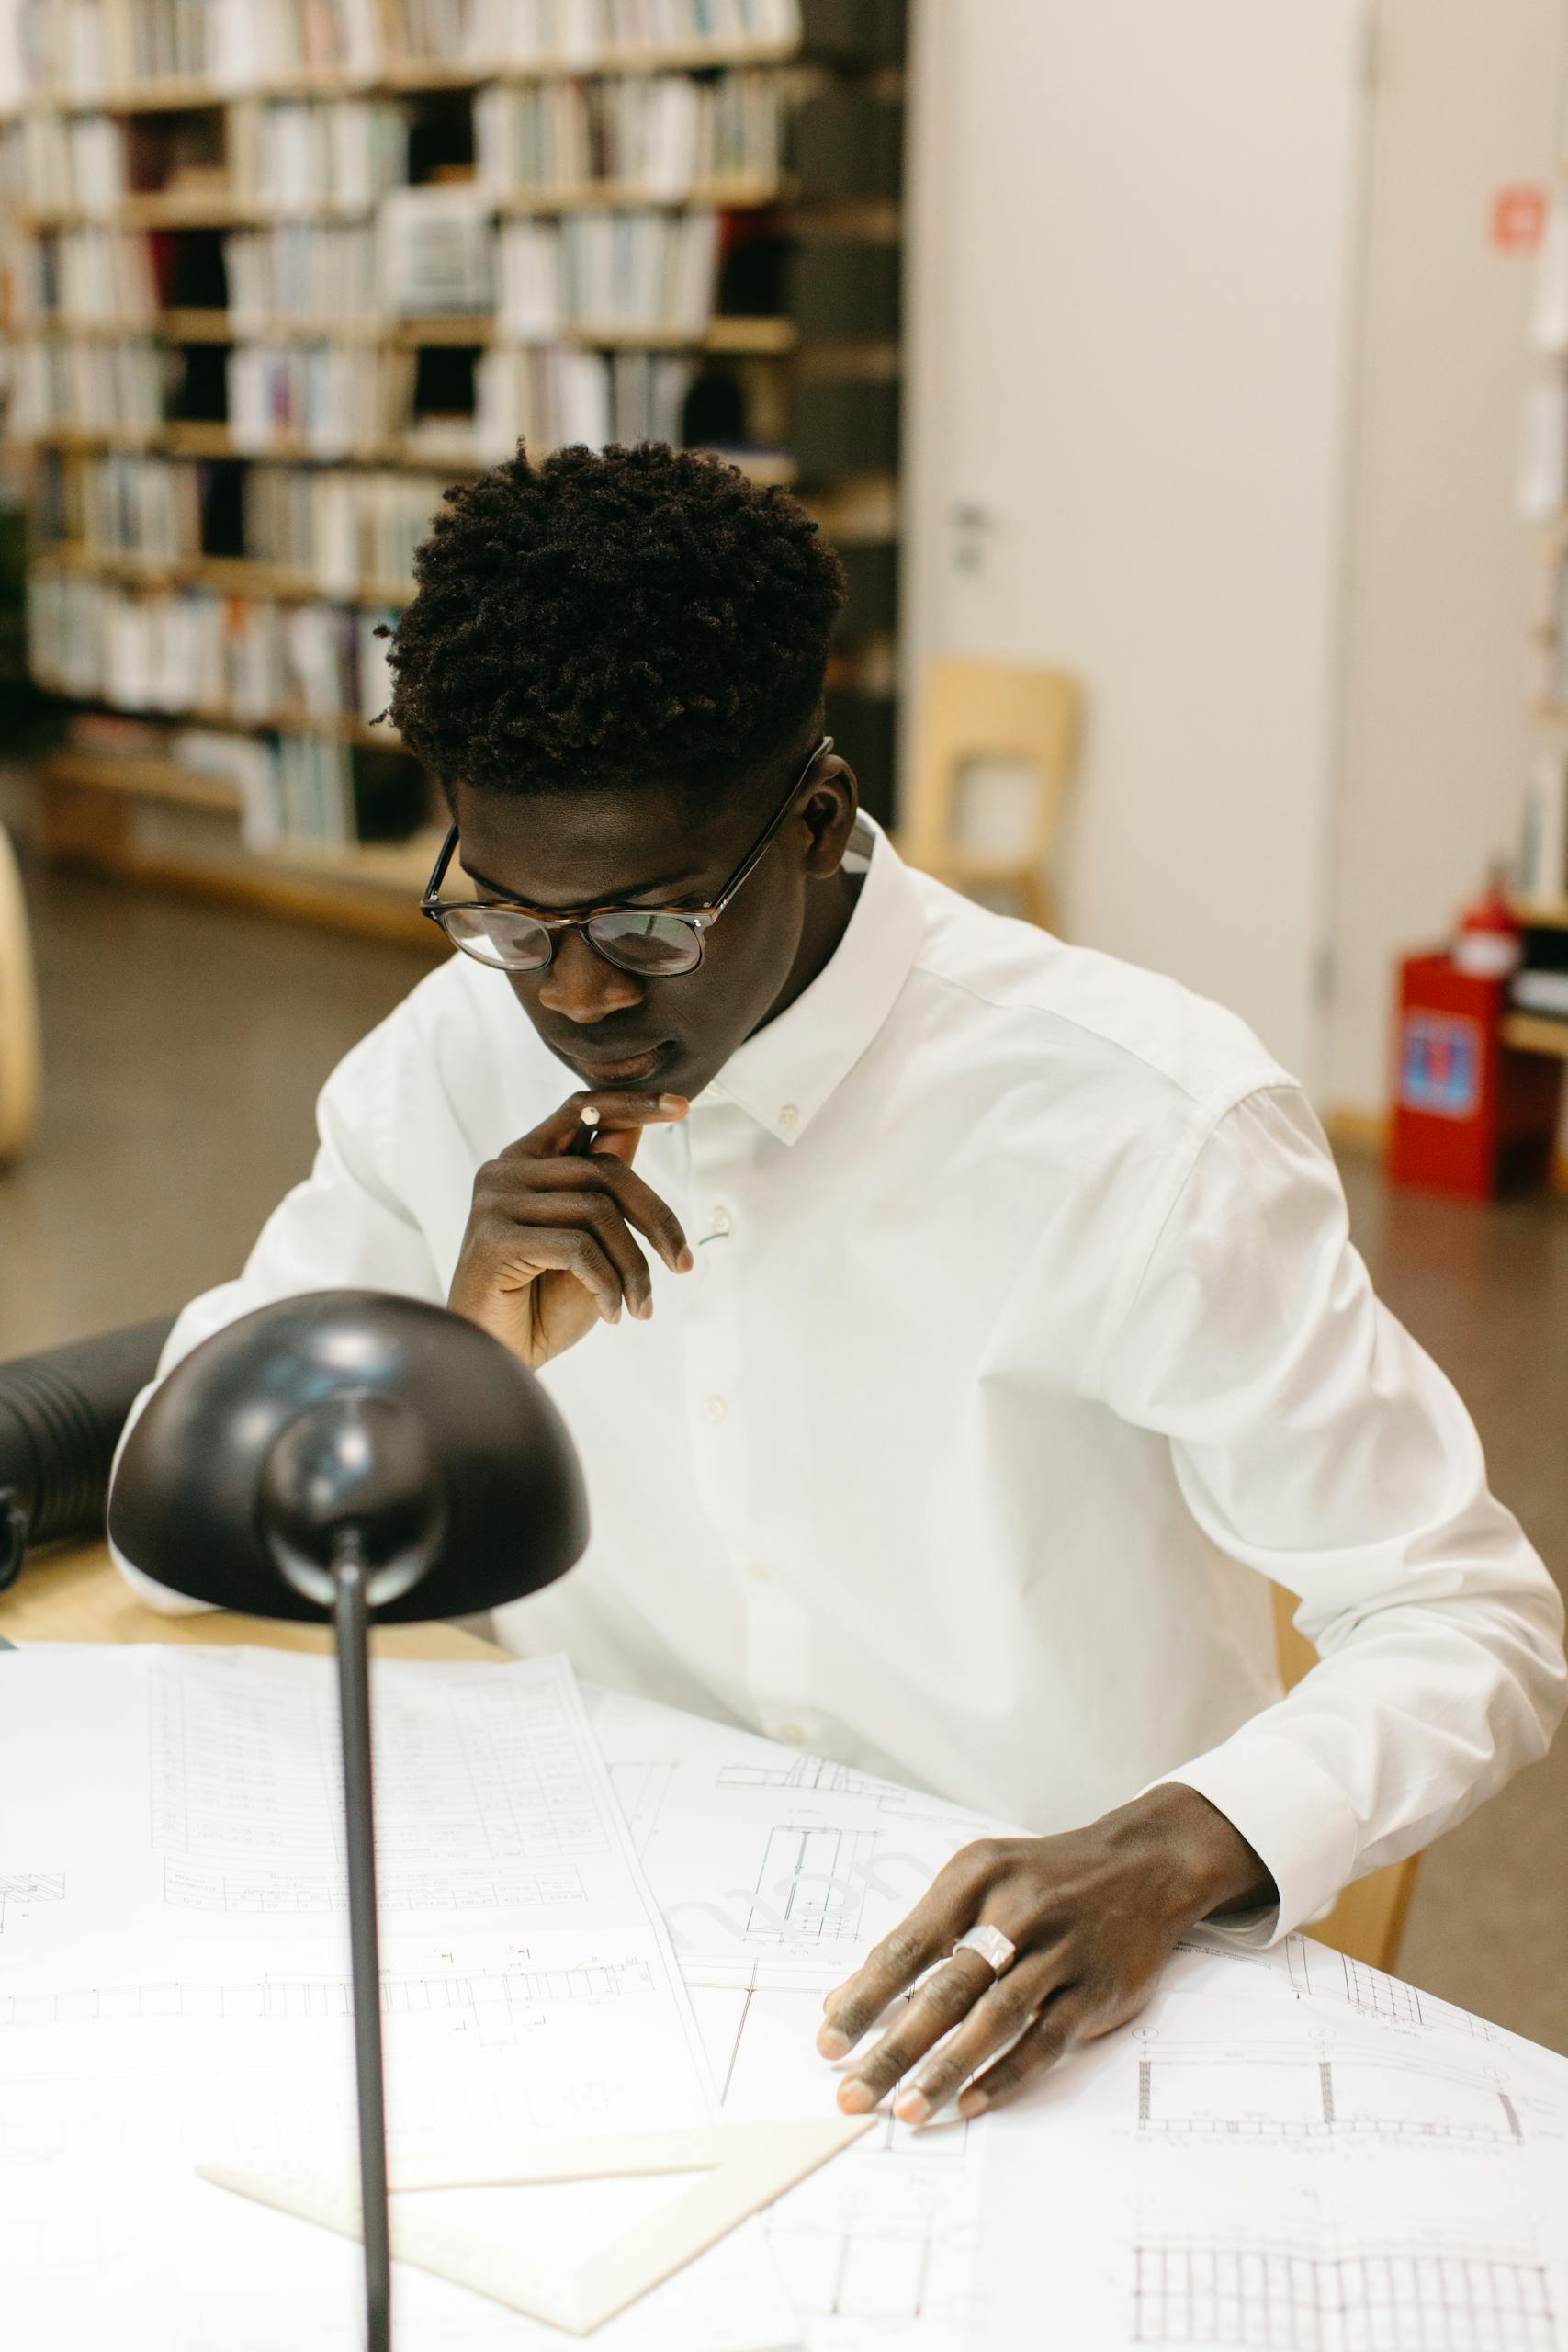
[111,1016,444,1614]
[1099,1082,1567,1943]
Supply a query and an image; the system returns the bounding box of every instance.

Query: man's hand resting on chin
[447,1090,692,1367]
[817,1785,1274,2124]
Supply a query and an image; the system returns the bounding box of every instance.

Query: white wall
[904,0,1370,1085]
[1328,0,1562,1116]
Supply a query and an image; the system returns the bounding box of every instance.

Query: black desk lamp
[107,1292,589,2352]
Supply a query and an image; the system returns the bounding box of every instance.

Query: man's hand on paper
[816,1783,1274,2124]
[447,1091,693,1366]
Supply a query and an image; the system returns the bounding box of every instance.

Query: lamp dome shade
[108,1292,589,1623]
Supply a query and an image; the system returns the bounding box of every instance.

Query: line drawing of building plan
[7,1648,1566,2350]
[976,1930,1568,2350]
[582,1681,1013,2351]
[0,1646,797,2352]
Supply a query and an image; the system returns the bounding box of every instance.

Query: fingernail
[958,2088,987,2118]
[894,2090,931,2127]
[635,1298,652,1319]
[837,2080,875,2115]
[676,1246,694,1272]
[817,2026,851,2061]
[658,1094,685,1113]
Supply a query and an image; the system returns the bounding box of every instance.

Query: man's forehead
[450,784,731,909]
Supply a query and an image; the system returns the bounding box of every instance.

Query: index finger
[513,1091,688,1160]
[817,1843,997,2060]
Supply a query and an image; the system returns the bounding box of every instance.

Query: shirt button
[747,1561,770,1585]
[778,1103,799,1132]
[709,1204,732,1235]
[704,1394,728,1424]
[778,1721,807,1746]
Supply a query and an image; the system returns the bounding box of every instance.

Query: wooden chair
[1271,1585,1420,1971]
[897,656,1081,930]
[0,822,40,1163]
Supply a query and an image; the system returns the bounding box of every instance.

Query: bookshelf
[0,0,906,944]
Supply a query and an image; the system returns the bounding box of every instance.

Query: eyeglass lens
[439,904,705,976]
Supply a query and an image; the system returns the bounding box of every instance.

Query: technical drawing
[0,1959,659,2030]
[0,1871,63,1930]
[716,1753,977,1824]
[149,1651,609,1871]
[1134,2043,1531,2147]
[606,1759,677,1859]
[745,1823,877,1945]
[1127,2236,1555,2350]
[682,1954,985,2345]
[1286,1942,1500,2042]
[162,1859,585,1913]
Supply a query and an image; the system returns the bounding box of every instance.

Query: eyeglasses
[421,736,832,979]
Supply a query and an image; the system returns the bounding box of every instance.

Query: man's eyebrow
[457,860,701,908]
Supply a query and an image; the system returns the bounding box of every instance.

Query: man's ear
[803,755,860,878]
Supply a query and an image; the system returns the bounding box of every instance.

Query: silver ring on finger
[953,1923,1017,1978]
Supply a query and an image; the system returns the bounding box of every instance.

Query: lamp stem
[333,1535,392,2352]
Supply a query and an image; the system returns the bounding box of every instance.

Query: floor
[5,865,1565,2054]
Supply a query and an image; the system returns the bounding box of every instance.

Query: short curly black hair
[384,441,846,799]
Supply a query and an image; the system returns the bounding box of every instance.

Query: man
[118,442,1564,2130]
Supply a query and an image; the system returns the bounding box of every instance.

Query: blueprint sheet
[581,1682,1016,2352]
[977,1928,1568,2350]
[0,1645,795,2352]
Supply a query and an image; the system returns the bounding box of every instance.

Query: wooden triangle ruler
[198,2114,874,2335]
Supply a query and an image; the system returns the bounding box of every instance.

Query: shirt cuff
[1145,1727,1362,1947]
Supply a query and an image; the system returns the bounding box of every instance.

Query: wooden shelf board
[21,424,794,483]
[491,174,785,213]
[25,424,482,471]
[44,750,241,812]
[40,543,412,605]
[44,836,446,949]
[23,176,784,233]
[262,830,446,892]
[1502,1012,1568,1058]
[31,675,400,746]
[23,311,797,354]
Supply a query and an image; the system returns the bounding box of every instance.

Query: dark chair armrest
[0,1317,177,1587]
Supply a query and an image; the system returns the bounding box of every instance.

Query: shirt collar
[697,817,928,1145]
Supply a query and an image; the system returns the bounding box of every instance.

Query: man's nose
[536,929,646,1024]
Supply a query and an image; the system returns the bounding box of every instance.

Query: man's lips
[561,1043,672,1084]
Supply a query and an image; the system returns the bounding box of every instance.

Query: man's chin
[546,1039,715,1100]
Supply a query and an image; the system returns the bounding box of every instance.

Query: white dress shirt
[117,820,1566,1941]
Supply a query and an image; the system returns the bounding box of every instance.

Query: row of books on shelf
[1512,741,1568,1012]
[229,338,701,457]
[17,208,726,329]
[59,710,432,853]
[397,0,803,65]
[474,70,781,195]
[9,334,703,453]
[39,452,445,593]
[0,0,807,102]
[10,333,167,430]
[29,567,400,727]
[203,726,366,850]
[3,74,782,212]
[1533,548,1568,708]
[243,464,441,593]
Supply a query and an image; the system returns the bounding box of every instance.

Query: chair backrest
[1270,1585,1419,1973]
[900,658,1080,920]
[0,823,41,1164]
